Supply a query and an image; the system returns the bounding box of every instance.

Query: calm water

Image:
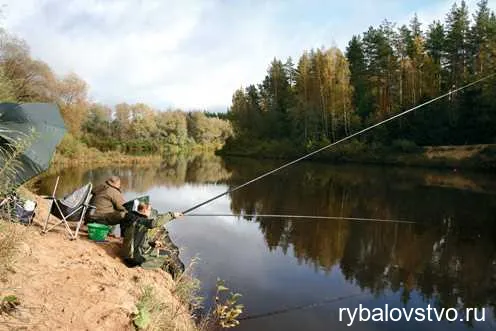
[33,154,496,330]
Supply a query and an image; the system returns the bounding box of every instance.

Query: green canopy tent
[0,103,66,187]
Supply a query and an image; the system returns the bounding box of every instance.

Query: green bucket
[87,223,110,241]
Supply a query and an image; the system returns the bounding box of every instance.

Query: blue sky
[2,0,494,112]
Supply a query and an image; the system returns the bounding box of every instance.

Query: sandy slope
[0,194,195,331]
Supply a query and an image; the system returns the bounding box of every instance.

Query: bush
[57,134,86,157]
[211,279,244,328]
[0,131,37,195]
[391,139,420,153]
[340,139,367,155]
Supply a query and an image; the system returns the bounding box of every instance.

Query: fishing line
[187,213,416,224]
[181,73,495,215]
[238,292,366,321]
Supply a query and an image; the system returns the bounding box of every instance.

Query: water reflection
[33,153,231,196]
[34,155,496,330]
[226,159,496,311]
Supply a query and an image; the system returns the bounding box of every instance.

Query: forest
[1,1,495,161]
[0,27,232,155]
[223,0,496,157]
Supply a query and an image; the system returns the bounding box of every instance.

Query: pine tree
[229,88,250,136]
[245,84,263,136]
[362,22,399,120]
[261,59,292,138]
[445,1,471,87]
[469,0,494,75]
[346,35,371,120]
[426,21,445,92]
[292,52,313,141]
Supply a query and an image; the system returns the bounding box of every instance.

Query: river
[33,153,496,330]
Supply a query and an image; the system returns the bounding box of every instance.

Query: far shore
[48,141,496,178]
[218,143,496,171]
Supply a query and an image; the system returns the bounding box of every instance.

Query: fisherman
[121,202,185,277]
[88,176,127,226]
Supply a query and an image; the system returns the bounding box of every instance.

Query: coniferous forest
[223,1,496,157]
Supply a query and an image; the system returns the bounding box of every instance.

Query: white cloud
[1,0,494,111]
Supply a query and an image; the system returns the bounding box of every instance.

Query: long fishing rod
[187,213,416,224]
[181,73,495,215]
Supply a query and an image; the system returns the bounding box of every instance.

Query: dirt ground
[424,144,486,160]
[0,193,195,331]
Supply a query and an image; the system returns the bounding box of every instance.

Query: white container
[24,200,36,212]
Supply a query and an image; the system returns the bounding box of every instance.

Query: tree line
[225,0,496,154]
[0,28,232,154]
[83,103,232,152]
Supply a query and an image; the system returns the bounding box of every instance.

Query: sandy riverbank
[0,192,196,331]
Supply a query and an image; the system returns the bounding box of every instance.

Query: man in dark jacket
[121,203,184,277]
[88,176,127,225]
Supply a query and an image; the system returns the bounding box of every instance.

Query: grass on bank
[133,258,202,331]
[0,222,24,315]
[133,260,245,331]
[0,221,24,278]
[134,285,175,331]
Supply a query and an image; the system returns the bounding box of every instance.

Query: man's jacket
[90,181,126,217]
[120,210,174,265]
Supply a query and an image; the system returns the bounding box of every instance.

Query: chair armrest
[87,204,96,210]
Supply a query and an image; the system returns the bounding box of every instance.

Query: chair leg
[44,201,74,239]
[56,203,75,239]
[73,206,88,240]
[43,177,60,232]
[42,199,54,233]
[29,212,36,226]
[29,202,38,226]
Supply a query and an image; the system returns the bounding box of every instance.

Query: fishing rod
[180,73,495,216]
[187,213,416,224]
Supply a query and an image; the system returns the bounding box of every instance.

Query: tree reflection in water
[33,153,231,196]
[224,158,496,317]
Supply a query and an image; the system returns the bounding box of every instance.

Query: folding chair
[42,176,94,240]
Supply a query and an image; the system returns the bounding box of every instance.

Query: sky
[1,0,494,112]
